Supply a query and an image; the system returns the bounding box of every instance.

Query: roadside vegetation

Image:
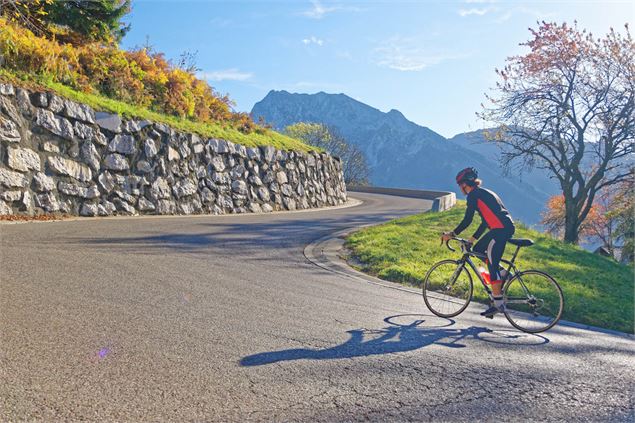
[541,185,634,264]
[0,4,315,152]
[285,123,369,184]
[0,69,316,153]
[345,201,634,333]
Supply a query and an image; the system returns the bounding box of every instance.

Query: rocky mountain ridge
[252,90,561,224]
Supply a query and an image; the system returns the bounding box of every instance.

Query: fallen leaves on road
[0,214,71,222]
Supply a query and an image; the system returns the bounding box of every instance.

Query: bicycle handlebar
[442,236,471,253]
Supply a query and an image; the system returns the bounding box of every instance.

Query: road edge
[303,216,635,340]
[348,186,456,212]
[0,197,364,225]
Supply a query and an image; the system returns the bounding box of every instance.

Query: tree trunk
[564,220,580,243]
[563,202,580,244]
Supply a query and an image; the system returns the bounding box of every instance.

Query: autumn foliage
[482,22,634,244]
[541,195,604,242]
[542,178,634,263]
[0,16,257,133]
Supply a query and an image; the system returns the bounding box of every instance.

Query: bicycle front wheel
[503,270,564,333]
[422,260,473,318]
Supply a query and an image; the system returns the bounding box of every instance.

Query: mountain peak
[387,109,405,118]
[251,91,440,139]
[264,89,290,97]
[250,90,557,225]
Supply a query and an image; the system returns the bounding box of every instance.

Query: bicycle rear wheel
[422,260,473,318]
[503,270,564,333]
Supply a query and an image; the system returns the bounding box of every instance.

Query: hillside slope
[1,72,315,153]
[345,202,633,333]
[0,17,315,153]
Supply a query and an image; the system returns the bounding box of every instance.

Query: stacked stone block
[0,84,347,217]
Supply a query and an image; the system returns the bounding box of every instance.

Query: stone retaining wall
[0,84,347,217]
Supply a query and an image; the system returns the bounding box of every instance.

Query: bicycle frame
[450,240,522,300]
[434,237,564,333]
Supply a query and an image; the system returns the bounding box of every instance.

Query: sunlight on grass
[346,201,634,333]
[0,69,321,153]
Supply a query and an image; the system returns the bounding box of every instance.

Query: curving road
[1,192,634,422]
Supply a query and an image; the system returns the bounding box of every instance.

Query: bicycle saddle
[509,238,534,247]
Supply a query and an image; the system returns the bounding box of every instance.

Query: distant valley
[252,90,560,225]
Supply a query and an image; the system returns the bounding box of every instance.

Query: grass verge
[345,201,634,333]
[0,70,319,153]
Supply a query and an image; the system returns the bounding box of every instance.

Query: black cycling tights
[473,227,515,282]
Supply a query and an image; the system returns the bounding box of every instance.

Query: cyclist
[441,167,515,318]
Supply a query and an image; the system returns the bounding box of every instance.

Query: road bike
[422,237,564,333]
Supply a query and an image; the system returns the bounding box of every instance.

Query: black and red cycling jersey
[453,187,514,239]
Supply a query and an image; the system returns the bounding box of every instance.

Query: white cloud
[200,69,253,82]
[374,36,465,72]
[460,1,552,22]
[495,11,513,23]
[493,6,555,23]
[516,6,556,20]
[458,8,490,17]
[300,0,363,19]
[302,0,338,19]
[302,36,324,46]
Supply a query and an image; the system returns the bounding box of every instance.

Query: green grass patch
[0,69,320,153]
[345,201,634,333]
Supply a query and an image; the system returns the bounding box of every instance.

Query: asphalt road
[1,192,634,422]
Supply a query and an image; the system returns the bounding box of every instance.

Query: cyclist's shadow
[241,315,493,367]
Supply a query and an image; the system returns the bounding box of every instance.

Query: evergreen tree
[47,0,131,42]
[1,0,131,42]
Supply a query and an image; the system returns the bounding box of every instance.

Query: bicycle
[422,237,564,333]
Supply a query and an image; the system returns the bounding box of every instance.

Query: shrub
[0,17,254,133]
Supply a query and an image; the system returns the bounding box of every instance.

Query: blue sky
[121,0,633,138]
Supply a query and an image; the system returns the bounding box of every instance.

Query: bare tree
[343,145,370,186]
[285,122,370,186]
[176,50,201,74]
[481,22,634,243]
